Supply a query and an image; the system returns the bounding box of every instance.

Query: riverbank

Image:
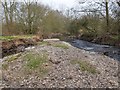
[58,34,120,48]
[69,39,120,61]
[1,35,42,58]
[77,35,120,48]
[1,39,119,88]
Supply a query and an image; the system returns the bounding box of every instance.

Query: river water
[70,39,120,61]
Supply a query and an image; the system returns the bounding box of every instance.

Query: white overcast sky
[2,0,117,11]
[39,0,78,10]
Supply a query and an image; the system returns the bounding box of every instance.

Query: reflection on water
[70,39,120,61]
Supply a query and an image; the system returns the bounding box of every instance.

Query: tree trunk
[105,0,109,32]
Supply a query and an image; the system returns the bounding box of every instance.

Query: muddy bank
[1,40,119,88]
[1,36,42,58]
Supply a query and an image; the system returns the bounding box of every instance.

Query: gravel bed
[1,41,119,88]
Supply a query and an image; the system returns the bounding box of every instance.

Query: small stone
[62,78,66,81]
[109,80,118,86]
[20,83,24,87]
[66,76,73,80]
[49,59,61,64]
[44,63,49,66]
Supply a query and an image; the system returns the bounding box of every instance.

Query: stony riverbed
[1,40,119,88]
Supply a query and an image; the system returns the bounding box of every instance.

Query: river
[70,39,120,61]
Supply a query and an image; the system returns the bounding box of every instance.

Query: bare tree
[2,0,17,34]
[74,0,114,32]
[105,0,109,32]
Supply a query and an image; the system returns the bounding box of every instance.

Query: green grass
[23,52,50,76]
[6,53,21,62]
[24,52,47,69]
[71,60,97,74]
[38,41,50,45]
[0,36,15,41]
[2,63,8,70]
[111,35,119,40]
[0,35,33,41]
[38,41,69,49]
[2,53,21,70]
[53,43,69,49]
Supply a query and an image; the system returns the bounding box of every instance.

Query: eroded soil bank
[1,39,119,88]
[1,36,42,58]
